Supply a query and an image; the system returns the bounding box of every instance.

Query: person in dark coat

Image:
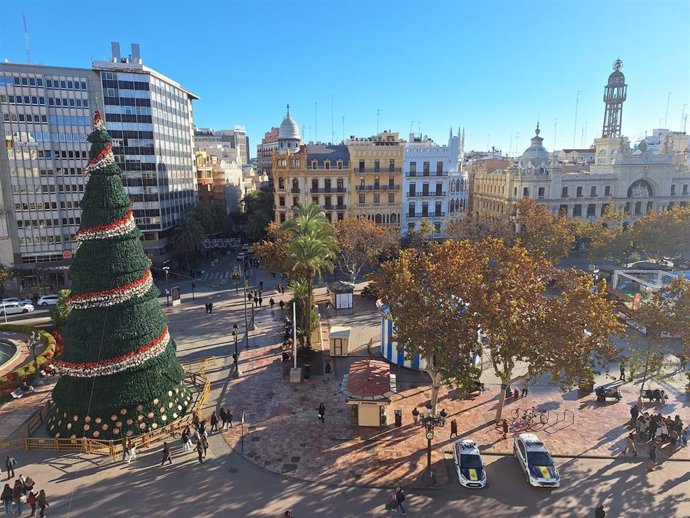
[450,419,458,439]
[210,411,219,433]
[161,442,172,466]
[318,403,325,424]
[595,504,606,517]
[196,440,205,464]
[629,403,639,427]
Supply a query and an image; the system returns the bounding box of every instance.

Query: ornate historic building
[272,107,351,223]
[471,61,690,224]
[346,131,403,227]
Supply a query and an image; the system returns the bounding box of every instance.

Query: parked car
[1,297,33,306]
[37,294,60,306]
[0,302,34,315]
[513,433,560,488]
[453,438,487,488]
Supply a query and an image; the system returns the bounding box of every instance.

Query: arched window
[375,213,382,224]
[390,213,397,224]
[292,178,299,190]
[278,177,285,189]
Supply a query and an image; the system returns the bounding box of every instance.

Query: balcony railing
[407,191,447,198]
[290,187,301,193]
[355,184,400,191]
[323,204,348,211]
[405,171,449,177]
[354,167,402,173]
[407,212,446,219]
[310,187,347,193]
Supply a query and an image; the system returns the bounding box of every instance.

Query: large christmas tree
[48,112,191,440]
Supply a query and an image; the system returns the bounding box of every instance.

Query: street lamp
[232,265,241,294]
[162,266,170,306]
[418,403,446,485]
[232,323,240,377]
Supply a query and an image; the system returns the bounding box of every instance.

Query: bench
[595,386,621,402]
[642,389,668,404]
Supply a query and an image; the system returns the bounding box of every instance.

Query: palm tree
[281,203,338,346]
[172,216,204,267]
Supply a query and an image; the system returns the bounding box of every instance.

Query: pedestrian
[1,484,11,518]
[595,504,606,518]
[122,437,130,462]
[219,408,227,430]
[681,426,688,447]
[270,298,275,310]
[325,362,332,375]
[318,403,325,424]
[161,442,172,466]
[412,408,419,424]
[385,492,399,518]
[521,378,530,397]
[196,439,204,464]
[258,297,263,307]
[395,486,407,515]
[259,280,263,290]
[22,477,34,495]
[209,302,214,314]
[227,411,233,428]
[284,511,294,518]
[205,302,209,314]
[679,354,687,371]
[210,411,219,433]
[27,491,37,517]
[127,439,137,463]
[450,419,458,439]
[182,426,193,451]
[12,479,23,517]
[619,363,626,381]
[502,418,509,439]
[279,300,284,311]
[202,435,209,458]
[36,490,48,518]
[647,443,657,471]
[623,432,637,457]
[4,456,15,480]
[630,403,639,427]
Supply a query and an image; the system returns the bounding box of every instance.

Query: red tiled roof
[346,359,390,398]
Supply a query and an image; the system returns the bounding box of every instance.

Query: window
[279,213,286,223]
[436,161,443,175]
[573,204,582,217]
[359,160,365,171]
[389,176,395,188]
[538,187,545,198]
[684,185,688,195]
[604,185,611,196]
[325,196,332,206]
[359,194,365,205]
[312,197,318,204]
[374,177,380,188]
[388,193,395,204]
[292,197,299,207]
[587,204,596,217]
[423,162,430,175]
[337,161,343,170]
[278,177,285,189]
[336,178,344,189]
[373,160,381,172]
[590,186,597,197]
[324,179,331,190]
[408,202,415,216]
[671,184,676,195]
[523,187,529,197]
[325,161,330,170]
[434,221,442,233]
[389,159,395,172]
[279,196,285,207]
[311,179,318,191]
[374,194,380,205]
[409,182,416,196]
[337,213,344,221]
[337,196,344,207]
[409,162,416,175]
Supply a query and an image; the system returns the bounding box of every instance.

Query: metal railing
[310,187,346,193]
[408,192,447,198]
[355,184,400,191]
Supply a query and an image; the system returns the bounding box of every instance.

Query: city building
[257,126,279,175]
[194,149,227,206]
[94,42,198,266]
[0,62,102,291]
[195,126,250,165]
[346,131,403,228]
[401,129,460,236]
[272,106,351,224]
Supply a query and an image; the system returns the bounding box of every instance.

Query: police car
[453,439,487,488]
[513,433,560,488]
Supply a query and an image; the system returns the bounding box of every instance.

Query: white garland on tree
[67,270,153,310]
[76,211,135,242]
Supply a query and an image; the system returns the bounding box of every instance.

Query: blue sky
[1,0,688,156]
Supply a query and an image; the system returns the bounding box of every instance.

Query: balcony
[310,187,347,193]
[323,204,348,211]
[290,187,301,193]
[407,191,447,198]
[354,167,402,173]
[407,212,446,219]
[355,184,400,191]
[405,171,449,177]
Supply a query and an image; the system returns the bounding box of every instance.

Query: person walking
[36,490,48,518]
[395,486,407,515]
[521,378,530,398]
[12,480,23,517]
[219,408,227,430]
[126,439,137,463]
[182,426,193,452]
[210,411,219,433]
[196,439,205,464]
[385,492,399,518]
[412,408,419,425]
[26,491,37,517]
[629,403,639,427]
[450,419,458,439]
[279,300,285,311]
[619,363,626,381]
[4,456,15,480]
[502,419,509,439]
[209,302,214,314]
[227,411,234,428]
[201,434,209,458]
[594,504,606,518]
[161,442,172,466]
[270,298,275,310]
[318,403,325,424]
[647,443,657,471]
[622,432,637,456]
[205,302,209,314]
[2,484,12,518]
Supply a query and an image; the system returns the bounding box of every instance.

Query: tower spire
[601,59,627,138]
[287,103,290,117]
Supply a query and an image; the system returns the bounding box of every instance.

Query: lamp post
[162,266,170,306]
[247,292,255,330]
[418,403,446,485]
[232,323,240,377]
[232,265,241,294]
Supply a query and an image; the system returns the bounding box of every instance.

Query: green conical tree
[48,112,191,440]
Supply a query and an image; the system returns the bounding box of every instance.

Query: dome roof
[520,124,550,166]
[279,104,300,140]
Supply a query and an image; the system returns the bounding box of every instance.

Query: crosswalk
[199,271,229,283]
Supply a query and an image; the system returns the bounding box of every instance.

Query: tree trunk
[494,375,510,423]
[305,274,313,347]
[428,370,443,415]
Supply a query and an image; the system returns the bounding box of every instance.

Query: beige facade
[471,128,690,223]
[346,131,403,227]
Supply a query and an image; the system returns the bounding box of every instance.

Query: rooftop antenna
[664,92,671,128]
[314,102,318,142]
[331,95,335,145]
[376,109,380,134]
[681,104,687,132]
[23,14,31,63]
[573,90,580,147]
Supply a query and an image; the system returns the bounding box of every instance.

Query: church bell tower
[601,59,627,138]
